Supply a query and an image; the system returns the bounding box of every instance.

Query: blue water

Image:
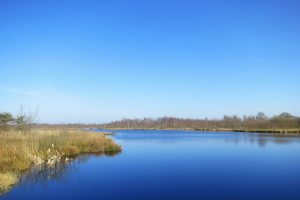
[2,130,300,200]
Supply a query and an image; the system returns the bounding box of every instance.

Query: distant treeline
[100,112,300,132]
[2,111,300,133]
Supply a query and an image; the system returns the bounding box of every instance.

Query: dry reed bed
[0,129,121,194]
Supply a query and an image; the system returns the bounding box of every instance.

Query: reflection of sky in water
[112,130,300,147]
[3,130,300,200]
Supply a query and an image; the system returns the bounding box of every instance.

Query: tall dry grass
[0,128,121,194]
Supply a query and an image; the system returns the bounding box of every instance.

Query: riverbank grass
[0,129,121,194]
[0,172,18,193]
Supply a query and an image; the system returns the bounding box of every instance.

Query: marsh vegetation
[0,128,121,194]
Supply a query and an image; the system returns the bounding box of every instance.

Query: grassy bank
[0,129,121,194]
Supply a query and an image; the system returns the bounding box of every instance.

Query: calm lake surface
[2,130,300,200]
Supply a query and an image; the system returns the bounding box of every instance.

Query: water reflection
[113,130,300,148]
[19,153,120,187]
[20,160,76,186]
[221,133,300,147]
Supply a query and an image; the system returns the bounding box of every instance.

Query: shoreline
[0,129,121,195]
[101,127,300,134]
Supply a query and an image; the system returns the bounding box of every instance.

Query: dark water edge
[2,130,300,200]
[99,127,300,135]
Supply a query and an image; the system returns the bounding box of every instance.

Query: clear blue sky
[0,0,299,123]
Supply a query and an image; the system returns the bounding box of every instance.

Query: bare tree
[15,105,39,133]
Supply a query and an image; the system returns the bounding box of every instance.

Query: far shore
[101,127,300,134]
